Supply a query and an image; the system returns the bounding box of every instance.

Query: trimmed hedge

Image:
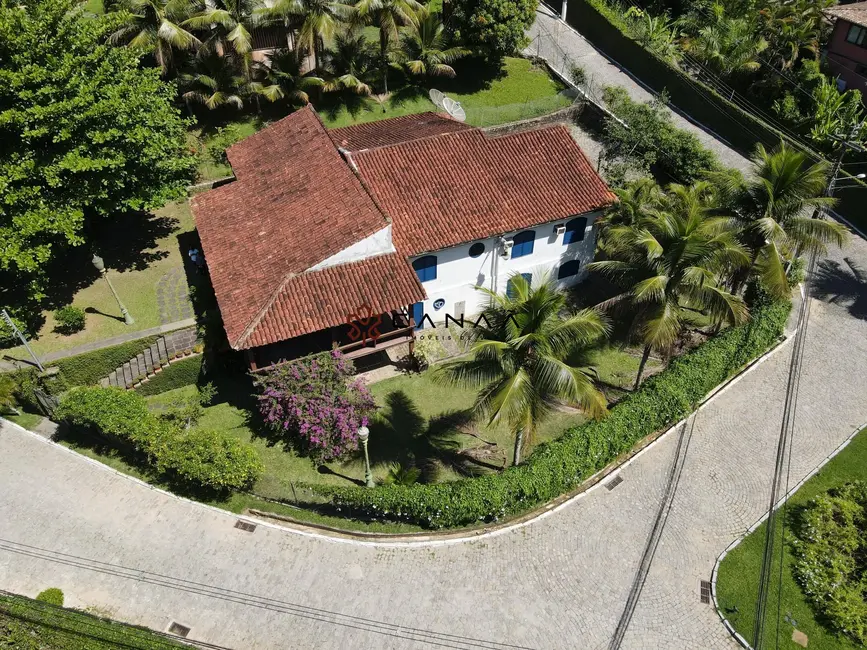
[135,354,203,396]
[0,593,188,649]
[313,296,791,529]
[55,386,262,491]
[51,337,158,387]
[35,588,64,607]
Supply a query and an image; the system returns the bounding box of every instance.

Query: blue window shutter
[511,231,535,259]
[563,217,587,245]
[412,256,437,282]
[557,260,580,279]
[411,302,424,329]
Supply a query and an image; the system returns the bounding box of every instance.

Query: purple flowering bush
[255,350,377,462]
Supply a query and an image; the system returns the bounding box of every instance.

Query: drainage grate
[700,580,712,604]
[168,622,191,638]
[605,475,624,491]
[234,520,257,533]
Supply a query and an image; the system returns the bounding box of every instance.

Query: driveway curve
[1,238,866,650]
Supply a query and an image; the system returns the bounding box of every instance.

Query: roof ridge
[350,125,482,156]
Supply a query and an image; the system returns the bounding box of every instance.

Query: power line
[0,538,531,650]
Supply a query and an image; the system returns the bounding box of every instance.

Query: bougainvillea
[255,350,377,462]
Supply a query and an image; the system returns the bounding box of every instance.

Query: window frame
[563,217,588,245]
[469,242,486,258]
[846,23,867,47]
[557,260,581,280]
[412,255,438,282]
[506,273,532,299]
[511,230,536,259]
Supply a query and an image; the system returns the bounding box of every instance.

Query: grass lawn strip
[715,425,867,650]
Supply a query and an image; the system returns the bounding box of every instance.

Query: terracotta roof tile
[351,125,615,255]
[826,2,867,28]
[329,112,473,151]
[241,253,426,349]
[191,106,392,348]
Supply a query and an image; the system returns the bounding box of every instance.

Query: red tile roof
[350,125,615,255]
[826,2,867,28]
[241,253,426,349]
[191,106,414,349]
[329,112,472,151]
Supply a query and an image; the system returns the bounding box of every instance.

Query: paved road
[526,4,752,175]
[1,236,866,650]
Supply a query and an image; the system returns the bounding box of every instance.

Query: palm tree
[589,182,750,389]
[108,0,201,76]
[179,51,249,111]
[251,48,324,106]
[680,3,767,77]
[392,7,468,78]
[597,178,664,250]
[323,29,378,95]
[435,274,609,466]
[354,0,422,94]
[709,143,849,298]
[184,0,263,77]
[262,0,354,72]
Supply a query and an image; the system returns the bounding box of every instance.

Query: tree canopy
[0,0,195,306]
[449,0,536,57]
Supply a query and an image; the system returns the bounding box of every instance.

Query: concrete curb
[0,323,795,548]
[710,419,867,648]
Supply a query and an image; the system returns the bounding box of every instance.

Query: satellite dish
[429,88,445,109]
[442,96,466,122]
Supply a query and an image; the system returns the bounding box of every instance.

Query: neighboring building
[825,2,867,98]
[191,107,614,370]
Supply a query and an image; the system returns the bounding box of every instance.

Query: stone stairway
[99,327,198,389]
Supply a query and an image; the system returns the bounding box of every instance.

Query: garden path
[0,232,865,649]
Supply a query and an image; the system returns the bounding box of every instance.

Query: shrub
[135,354,204,396]
[53,305,86,335]
[602,85,722,183]
[35,589,64,607]
[55,386,262,491]
[449,0,537,56]
[51,337,157,387]
[8,367,68,413]
[793,482,867,645]
[311,296,791,528]
[570,63,587,87]
[157,428,263,491]
[255,350,377,462]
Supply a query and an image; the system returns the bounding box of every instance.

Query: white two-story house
[193,108,614,370]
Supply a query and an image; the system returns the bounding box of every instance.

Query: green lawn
[3,412,43,431]
[4,201,196,358]
[317,57,572,129]
[716,427,867,650]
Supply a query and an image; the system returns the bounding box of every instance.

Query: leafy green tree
[263,0,354,72]
[808,76,867,146]
[435,274,609,466]
[626,7,679,60]
[354,0,421,93]
[589,182,750,388]
[393,7,469,78]
[449,0,536,57]
[180,50,249,110]
[184,0,263,77]
[709,143,848,297]
[107,0,201,76]
[252,47,324,106]
[679,2,767,76]
[0,0,195,304]
[597,177,665,248]
[759,0,830,72]
[323,28,378,95]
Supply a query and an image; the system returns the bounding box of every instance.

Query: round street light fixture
[358,425,375,488]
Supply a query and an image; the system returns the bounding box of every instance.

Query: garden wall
[312,294,792,529]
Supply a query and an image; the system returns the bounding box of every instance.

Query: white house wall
[410,211,600,325]
[309,225,395,271]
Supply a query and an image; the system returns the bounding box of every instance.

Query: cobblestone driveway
[1,238,866,650]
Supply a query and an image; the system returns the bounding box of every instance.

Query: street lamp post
[357,425,375,488]
[92,254,134,326]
